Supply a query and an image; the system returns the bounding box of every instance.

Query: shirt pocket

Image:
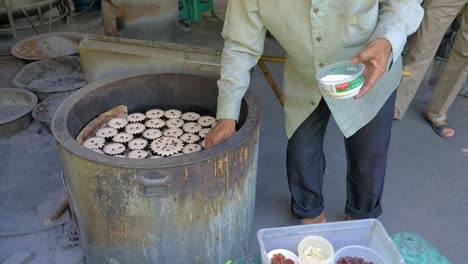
[338,0,379,47]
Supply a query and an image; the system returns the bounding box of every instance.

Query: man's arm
[352,0,424,99]
[206,0,266,148]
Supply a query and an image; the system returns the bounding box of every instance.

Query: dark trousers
[287,92,396,219]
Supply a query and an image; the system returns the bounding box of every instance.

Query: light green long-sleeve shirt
[216,0,424,138]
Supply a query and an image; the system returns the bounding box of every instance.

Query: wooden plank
[76,105,127,143]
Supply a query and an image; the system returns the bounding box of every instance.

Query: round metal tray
[11,32,84,61]
[13,56,86,100]
[32,91,72,129]
[0,88,38,137]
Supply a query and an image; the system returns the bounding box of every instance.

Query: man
[394,0,468,139]
[206,1,423,224]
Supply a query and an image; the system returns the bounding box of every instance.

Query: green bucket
[73,0,101,12]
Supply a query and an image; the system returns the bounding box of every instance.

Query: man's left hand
[351,38,392,99]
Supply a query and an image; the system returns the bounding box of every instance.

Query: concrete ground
[1,8,467,264]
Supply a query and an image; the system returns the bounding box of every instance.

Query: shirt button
[319,63,324,68]
[313,8,319,14]
[311,101,316,106]
[316,36,322,42]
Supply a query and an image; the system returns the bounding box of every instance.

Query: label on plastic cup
[335,75,364,93]
[330,66,363,93]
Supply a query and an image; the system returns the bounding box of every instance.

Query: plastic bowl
[316,61,365,99]
[333,245,387,264]
[298,236,334,264]
[267,249,300,264]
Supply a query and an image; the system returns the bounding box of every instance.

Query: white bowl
[333,245,387,264]
[267,249,300,264]
[297,236,334,264]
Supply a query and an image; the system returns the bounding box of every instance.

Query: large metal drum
[52,71,260,264]
[101,0,179,41]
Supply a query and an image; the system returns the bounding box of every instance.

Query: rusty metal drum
[101,0,179,41]
[51,71,260,264]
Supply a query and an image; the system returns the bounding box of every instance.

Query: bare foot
[302,212,326,224]
[433,120,455,138]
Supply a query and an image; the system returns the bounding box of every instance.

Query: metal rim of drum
[12,56,87,94]
[51,71,260,169]
[10,31,85,61]
[0,88,38,124]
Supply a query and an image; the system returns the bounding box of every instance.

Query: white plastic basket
[257,219,404,264]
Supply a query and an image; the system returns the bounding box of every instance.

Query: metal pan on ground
[0,88,38,138]
[13,56,86,101]
[32,91,73,131]
[11,32,84,61]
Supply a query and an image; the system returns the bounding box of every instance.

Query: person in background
[394,0,468,139]
[205,0,423,224]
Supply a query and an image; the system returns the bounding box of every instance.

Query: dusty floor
[1,9,468,264]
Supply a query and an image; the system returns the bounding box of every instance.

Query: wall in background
[214,0,228,19]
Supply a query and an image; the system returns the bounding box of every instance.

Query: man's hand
[351,38,392,99]
[204,119,236,148]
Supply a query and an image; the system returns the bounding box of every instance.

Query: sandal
[423,113,455,139]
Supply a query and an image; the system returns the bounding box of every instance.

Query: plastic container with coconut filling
[316,61,365,99]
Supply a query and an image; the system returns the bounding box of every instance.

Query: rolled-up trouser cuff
[291,198,324,219]
[426,111,447,123]
[345,202,382,220]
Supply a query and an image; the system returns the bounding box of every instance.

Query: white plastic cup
[297,236,334,264]
[267,249,300,264]
[333,245,387,264]
[316,61,365,99]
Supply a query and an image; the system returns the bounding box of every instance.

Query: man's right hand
[204,119,236,148]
